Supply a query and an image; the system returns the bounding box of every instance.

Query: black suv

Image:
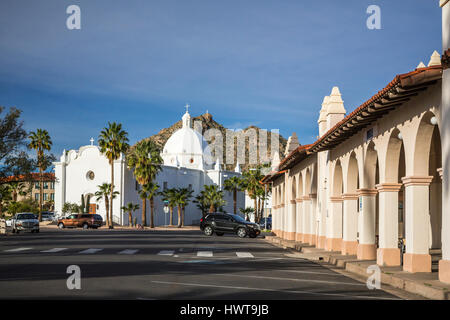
[200,213,261,238]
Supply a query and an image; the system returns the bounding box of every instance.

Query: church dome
[162,109,213,169]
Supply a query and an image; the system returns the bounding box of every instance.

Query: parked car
[259,217,272,230]
[11,213,40,233]
[57,214,103,229]
[41,211,56,221]
[200,213,261,238]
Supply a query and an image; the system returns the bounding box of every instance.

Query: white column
[402,176,433,273]
[376,183,402,266]
[440,9,450,280]
[357,189,377,260]
[309,194,317,245]
[342,193,359,255]
[326,197,343,251]
[295,199,303,242]
[302,196,311,244]
[286,200,296,240]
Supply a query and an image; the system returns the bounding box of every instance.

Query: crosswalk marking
[236,252,254,258]
[41,248,68,253]
[79,248,103,254]
[4,247,32,252]
[197,251,213,257]
[118,249,138,255]
[158,250,174,256]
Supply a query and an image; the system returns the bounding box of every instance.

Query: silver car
[11,213,40,233]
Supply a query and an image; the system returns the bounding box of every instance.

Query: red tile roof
[262,65,443,183]
[0,172,55,183]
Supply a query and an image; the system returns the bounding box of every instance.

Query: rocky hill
[137,113,287,171]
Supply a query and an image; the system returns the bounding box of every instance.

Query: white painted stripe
[274,269,341,276]
[41,248,68,253]
[236,252,254,258]
[157,250,174,256]
[151,281,399,300]
[118,249,138,255]
[4,247,32,252]
[214,273,366,287]
[79,248,103,254]
[197,251,213,257]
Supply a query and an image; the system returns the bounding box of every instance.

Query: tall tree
[0,184,12,217]
[98,122,129,229]
[203,185,226,213]
[0,107,28,178]
[223,176,242,214]
[138,188,148,227]
[193,191,209,218]
[121,202,140,227]
[28,129,52,222]
[127,139,163,227]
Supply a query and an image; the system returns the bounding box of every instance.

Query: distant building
[53,110,245,226]
[0,172,56,204]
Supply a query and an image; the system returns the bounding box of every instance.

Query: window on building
[135,181,139,191]
[163,182,168,190]
[188,184,193,191]
[34,182,39,189]
[34,193,39,201]
[50,193,54,201]
[43,182,48,189]
[43,193,48,201]
[50,182,55,189]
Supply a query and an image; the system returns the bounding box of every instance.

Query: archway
[302,169,312,244]
[295,173,304,242]
[357,141,379,260]
[342,152,359,255]
[286,176,297,240]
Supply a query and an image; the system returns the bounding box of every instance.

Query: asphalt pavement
[0,227,401,300]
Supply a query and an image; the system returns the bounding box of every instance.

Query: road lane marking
[236,252,254,258]
[79,248,103,254]
[273,269,342,276]
[213,273,366,287]
[4,247,32,252]
[197,251,213,257]
[158,250,174,256]
[118,249,139,255]
[150,281,399,300]
[40,248,68,253]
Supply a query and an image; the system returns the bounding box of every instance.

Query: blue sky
[0,0,442,156]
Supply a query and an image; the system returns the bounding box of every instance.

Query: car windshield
[17,214,36,220]
[229,214,247,223]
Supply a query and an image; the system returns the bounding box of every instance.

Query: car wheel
[36,230,39,233]
[237,228,247,238]
[58,223,65,229]
[12,228,16,233]
[215,232,224,236]
[82,223,89,230]
[204,226,213,236]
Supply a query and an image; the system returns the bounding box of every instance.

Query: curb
[263,235,450,300]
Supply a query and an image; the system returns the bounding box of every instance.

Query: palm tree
[193,191,209,218]
[95,183,118,227]
[203,185,226,213]
[127,139,163,227]
[223,176,242,214]
[241,166,266,222]
[146,182,159,228]
[174,188,193,228]
[160,188,178,226]
[98,122,129,229]
[8,181,27,202]
[121,202,139,227]
[239,207,254,222]
[138,188,148,227]
[28,129,52,222]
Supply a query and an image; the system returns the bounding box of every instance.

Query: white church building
[53,110,245,226]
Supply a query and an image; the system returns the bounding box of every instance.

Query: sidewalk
[264,235,450,300]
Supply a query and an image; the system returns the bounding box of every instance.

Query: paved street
[0,228,400,300]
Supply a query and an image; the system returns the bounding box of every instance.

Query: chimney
[326,87,346,131]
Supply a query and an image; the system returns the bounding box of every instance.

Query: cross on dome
[90,137,94,145]
[185,104,190,113]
